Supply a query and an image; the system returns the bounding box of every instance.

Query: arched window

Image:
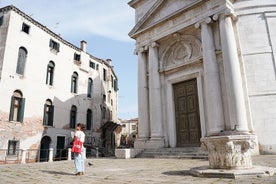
[46,61,55,86]
[16,47,28,75]
[86,109,92,130]
[9,90,25,122]
[70,105,77,129]
[87,78,93,98]
[43,99,54,126]
[71,72,78,93]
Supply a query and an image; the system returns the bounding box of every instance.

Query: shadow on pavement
[40,170,74,176]
[162,170,192,176]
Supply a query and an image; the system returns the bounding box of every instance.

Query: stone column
[215,13,249,132]
[148,42,164,147]
[135,47,150,147]
[68,148,72,160]
[197,18,225,135]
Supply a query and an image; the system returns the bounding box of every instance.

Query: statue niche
[162,34,202,70]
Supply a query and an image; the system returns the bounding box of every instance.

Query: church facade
[129,0,276,154]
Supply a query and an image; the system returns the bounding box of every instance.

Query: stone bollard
[48,148,53,162]
[96,147,99,158]
[21,149,26,164]
[68,148,72,160]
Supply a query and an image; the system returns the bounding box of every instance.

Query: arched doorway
[40,136,51,162]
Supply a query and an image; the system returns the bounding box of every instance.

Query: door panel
[174,79,201,147]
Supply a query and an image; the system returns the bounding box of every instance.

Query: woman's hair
[77,123,86,131]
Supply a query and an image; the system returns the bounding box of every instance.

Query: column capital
[195,17,212,29]
[150,41,159,48]
[213,8,237,21]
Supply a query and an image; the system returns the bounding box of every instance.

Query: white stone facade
[129,0,276,154]
[0,5,119,162]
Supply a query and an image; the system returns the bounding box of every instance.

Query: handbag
[71,140,82,154]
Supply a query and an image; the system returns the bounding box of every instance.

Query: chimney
[80,40,87,52]
[106,59,112,66]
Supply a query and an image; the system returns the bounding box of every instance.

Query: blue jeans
[74,147,85,173]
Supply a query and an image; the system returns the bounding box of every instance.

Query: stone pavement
[0,155,276,184]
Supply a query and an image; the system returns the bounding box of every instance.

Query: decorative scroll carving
[201,135,256,169]
[161,34,202,69]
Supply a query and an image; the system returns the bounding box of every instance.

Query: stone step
[136,147,208,159]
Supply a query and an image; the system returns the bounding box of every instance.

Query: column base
[201,134,256,169]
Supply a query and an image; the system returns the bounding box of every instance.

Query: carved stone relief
[201,135,256,169]
[161,34,202,70]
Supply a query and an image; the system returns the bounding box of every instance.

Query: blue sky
[0,0,138,120]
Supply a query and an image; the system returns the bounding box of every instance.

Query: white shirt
[75,130,85,143]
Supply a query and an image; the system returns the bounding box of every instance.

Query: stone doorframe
[165,70,206,148]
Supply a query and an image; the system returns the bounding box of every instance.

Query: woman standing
[73,123,86,176]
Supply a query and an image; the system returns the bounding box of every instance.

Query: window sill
[50,48,59,54]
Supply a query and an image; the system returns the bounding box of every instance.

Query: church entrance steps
[135,147,208,159]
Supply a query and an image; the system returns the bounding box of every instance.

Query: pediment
[129,0,203,38]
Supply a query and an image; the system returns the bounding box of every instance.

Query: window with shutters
[70,105,77,129]
[87,78,93,98]
[86,109,92,130]
[71,72,78,93]
[16,47,27,75]
[46,61,55,86]
[22,23,30,34]
[49,39,60,52]
[43,99,54,126]
[9,90,25,123]
[7,140,19,155]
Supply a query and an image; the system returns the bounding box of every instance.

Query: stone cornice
[129,0,204,39]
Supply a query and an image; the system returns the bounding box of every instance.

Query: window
[114,79,119,91]
[132,125,136,131]
[103,68,107,81]
[101,106,106,120]
[70,105,77,129]
[22,23,30,34]
[9,90,25,122]
[103,94,106,103]
[49,39,60,52]
[89,61,96,69]
[74,53,81,61]
[16,47,27,75]
[71,72,78,93]
[87,78,93,98]
[111,75,114,88]
[43,99,54,126]
[46,61,55,86]
[0,16,3,26]
[7,140,19,155]
[86,109,92,130]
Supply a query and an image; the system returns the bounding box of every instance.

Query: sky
[0,0,138,120]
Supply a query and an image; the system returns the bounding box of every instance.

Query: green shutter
[57,43,60,52]
[49,105,54,126]
[0,16,3,26]
[43,104,47,125]
[49,39,53,48]
[18,98,25,123]
[9,96,14,121]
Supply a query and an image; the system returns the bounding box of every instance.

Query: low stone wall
[115,148,143,159]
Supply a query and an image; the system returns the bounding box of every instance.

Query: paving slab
[0,155,275,184]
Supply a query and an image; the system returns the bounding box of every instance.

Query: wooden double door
[173,79,201,147]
